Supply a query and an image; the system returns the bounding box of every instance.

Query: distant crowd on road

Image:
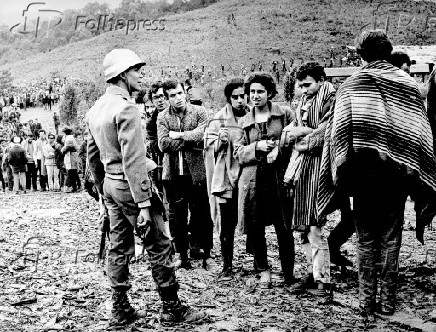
[142,48,363,86]
[0,101,85,194]
[0,77,65,112]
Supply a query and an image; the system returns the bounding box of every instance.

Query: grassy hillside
[2,0,436,83]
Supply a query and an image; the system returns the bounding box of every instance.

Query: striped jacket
[317,61,436,218]
[288,82,335,229]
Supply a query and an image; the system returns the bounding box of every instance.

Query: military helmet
[103,49,146,82]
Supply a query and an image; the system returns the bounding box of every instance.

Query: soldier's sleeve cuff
[138,199,151,208]
[140,179,151,190]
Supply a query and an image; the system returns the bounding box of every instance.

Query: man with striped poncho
[284,62,335,303]
[317,30,436,322]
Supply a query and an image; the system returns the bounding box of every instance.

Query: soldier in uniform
[87,49,205,328]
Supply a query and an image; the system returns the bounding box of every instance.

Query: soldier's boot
[109,290,143,328]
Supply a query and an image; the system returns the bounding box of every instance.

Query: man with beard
[87,49,205,328]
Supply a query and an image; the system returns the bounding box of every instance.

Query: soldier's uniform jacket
[87,85,153,206]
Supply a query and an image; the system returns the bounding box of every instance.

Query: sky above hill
[0,0,123,26]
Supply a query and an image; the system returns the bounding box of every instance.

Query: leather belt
[106,173,126,180]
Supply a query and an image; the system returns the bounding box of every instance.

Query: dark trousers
[245,169,295,281]
[246,212,295,281]
[37,159,47,190]
[103,177,178,296]
[58,167,66,188]
[164,176,213,258]
[352,157,409,311]
[3,166,13,191]
[65,169,81,190]
[26,162,37,190]
[328,196,355,254]
[0,169,5,191]
[219,190,239,270]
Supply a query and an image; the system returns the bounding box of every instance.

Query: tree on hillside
[60,85,79,126]
[116,0,143,18]
[82,1,110,16]
[0,69,13,90]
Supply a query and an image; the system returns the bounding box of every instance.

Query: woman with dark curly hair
[233,72,295,288]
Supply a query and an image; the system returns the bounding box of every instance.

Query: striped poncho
[317,60,436,217]
[285,81,335,229]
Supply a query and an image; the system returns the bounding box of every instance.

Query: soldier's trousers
[103,177,178,295]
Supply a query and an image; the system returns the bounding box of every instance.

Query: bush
[59,78,105,131]
[59,84,79,126]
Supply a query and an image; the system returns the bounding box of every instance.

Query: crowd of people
[1,77,64,112]
[2,29,435,329]
[0,76,83,194]
[0,119,84,194]
[83,29,436,328]
[141,47,362,87]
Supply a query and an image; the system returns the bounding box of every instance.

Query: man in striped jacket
[318,30,436,322]
[284,62,335,303]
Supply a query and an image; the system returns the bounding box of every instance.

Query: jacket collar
[241,102,284,128]
[168,103,193,117]
[106,85,133,101]
[221,104,249,121]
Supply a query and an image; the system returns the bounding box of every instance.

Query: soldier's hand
[99,195,108,218]
[138,207,152,231]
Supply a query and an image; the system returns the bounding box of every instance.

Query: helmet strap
[120,72,132,95]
